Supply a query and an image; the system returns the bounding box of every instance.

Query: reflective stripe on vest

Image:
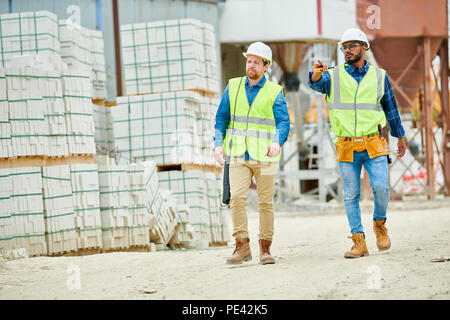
[326,64,387,137]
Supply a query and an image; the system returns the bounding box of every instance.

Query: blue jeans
[338,151,389,235]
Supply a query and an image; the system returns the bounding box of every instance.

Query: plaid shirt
[308,62,405,138]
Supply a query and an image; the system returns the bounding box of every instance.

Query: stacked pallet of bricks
[120,18,219,96]
[62,69,96,155]
[0,11,100,159]
[158,169,231,244]
[0,167,47,257]
[149,189,180,249]
[0,11,60,68]
[167,204,194,249]
[0,67,10,157]
[201,22,220,95]
[59,19,107,100]
[96,155,154,250]
[42,165,78,255]
[0,61,96,159]
[70,163,103,251]
[92,103,113,152]
[111,91,208,164]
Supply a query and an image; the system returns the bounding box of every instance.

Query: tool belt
[336,133,390,162]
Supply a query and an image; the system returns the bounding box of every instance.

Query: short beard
[345,51,362,65]
[246,69,262,80]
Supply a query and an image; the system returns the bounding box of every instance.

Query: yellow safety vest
[224,76,283,162]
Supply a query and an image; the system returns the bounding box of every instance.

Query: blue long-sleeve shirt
[214,75,290,160]
[308,61,405,138]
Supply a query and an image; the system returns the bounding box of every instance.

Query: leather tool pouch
[336,137,354,162]
[365,134,390,159]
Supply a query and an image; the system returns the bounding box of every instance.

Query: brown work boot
[373,218,391,251]
[226,237,252,264]
[259,239,275,265]
[344,233,369,258]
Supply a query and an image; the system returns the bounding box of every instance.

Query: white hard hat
[340,28,370,50]
[243,41,272,67]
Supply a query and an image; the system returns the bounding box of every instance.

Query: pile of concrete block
[199,97,219,165]
[0,11,60,68]
[0,55,96,159]
[62,69,96,155]
[168,204,194,248]
[111,91,205,164]
[0,167,47,257]
[5,64,49,157]
[149,189,179,248]
[121,18,219,96]
[59,19,107,100]
[92,104,113,152]
[201,23,220,94]
[0,68,11,158]
[70,163,103,250]
[97,156,132,250]
[0,169,14,255]
[158,169,230,243]
[42,165,78,255]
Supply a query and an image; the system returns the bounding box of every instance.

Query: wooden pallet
[156,162,222,174]
[104,101,117,107]
[0,154,95,169]
[100,244,150,253]
[209,241,229,247]
[65,247,101,256]
[47,249,78,257]
[92,98,106,106]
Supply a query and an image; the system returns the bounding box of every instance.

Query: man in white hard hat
[214,41,290,265]
[309,28,407,258]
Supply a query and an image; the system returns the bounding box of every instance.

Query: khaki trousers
[229,157,279,241]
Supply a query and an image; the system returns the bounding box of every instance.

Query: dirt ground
[0,198,449,300]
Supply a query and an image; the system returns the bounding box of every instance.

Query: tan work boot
[373,218,391,251]
[344,233,369,258]
[259,239,275,265]
[226,237,252,264]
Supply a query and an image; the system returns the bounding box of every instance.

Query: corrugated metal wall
[0,0,222,102]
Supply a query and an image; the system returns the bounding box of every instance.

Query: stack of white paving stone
[92,104,113,152]
[59,19,107,100]
[0,68,11,158]
[149,189,179,248]
[159,170,215,242]
[0,11,60,68]
[97,156,132,250]
[199,97,219,165]
[121,18,216,96]
[127,162,153,247]
[0,169,14,255]
[111,91,203,164]
[62,69,96,155]
[168,204,194,248]
[10,167,47,257]
[5,64,49,156]
[201,22,220,94]
[205,171,223,242]
[70,163,103,250]
[42,165,78,255]
[40,66,69,157]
